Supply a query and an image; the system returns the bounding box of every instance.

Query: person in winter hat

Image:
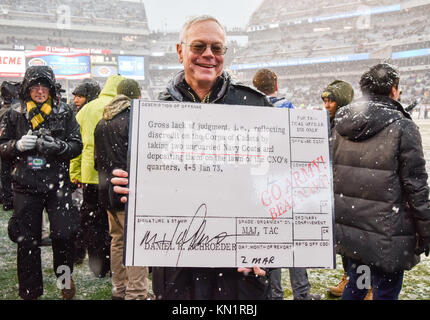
[116,78,141,99]
[70,74,125,278]
[321,80,369,298]
[0,66,83,300]
[332,63,430,300]
[94,79,150,300]
[70,78,101,263]
[321,80,354,122]
[72,78,101,112]
[253,68,294,108]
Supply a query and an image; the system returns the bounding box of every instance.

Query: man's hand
[111,169,129,203]
[36,135,67,156]
[237,266,266,277]
[16,130,37,152]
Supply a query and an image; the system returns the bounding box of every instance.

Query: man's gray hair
[179,15,226,43]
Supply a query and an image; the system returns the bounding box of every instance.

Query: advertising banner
[0,50,25,77]
[118,55,145,80]
[35,46,111,55]
[25,51,91,79]
[92,65,118,78]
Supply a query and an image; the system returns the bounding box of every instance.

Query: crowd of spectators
[124,65,430,111]
[248,0,407,27]
[236,70,430,110]
[220,0,430,112]
[235,4,430,64]
[0,27,150,54]
[0,0,149,29]
[0,0,429,112]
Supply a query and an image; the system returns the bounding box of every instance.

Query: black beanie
[29,78,51,90]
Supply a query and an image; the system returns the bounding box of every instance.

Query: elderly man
[112,15,272,300]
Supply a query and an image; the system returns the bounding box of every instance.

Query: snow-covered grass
[1,204,430,300]
[281,254,430,300]
[0,208,112,300]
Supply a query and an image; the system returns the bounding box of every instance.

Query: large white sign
[0,50,25,77]
[125,100,335,269]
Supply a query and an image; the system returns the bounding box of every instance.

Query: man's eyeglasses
[30,84,50,93]
[182,41,227,56]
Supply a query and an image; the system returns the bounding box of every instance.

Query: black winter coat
[94,94,131,213]
[0,101,82,194]
[159,70,272,107]
[153,71,272,300]
[332,95,430,273]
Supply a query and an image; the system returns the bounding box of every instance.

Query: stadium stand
[0,0,429,111]
[230,0,430,111]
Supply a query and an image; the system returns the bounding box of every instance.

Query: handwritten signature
[139,203,238,266]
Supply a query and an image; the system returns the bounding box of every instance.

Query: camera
[32,128,52,138]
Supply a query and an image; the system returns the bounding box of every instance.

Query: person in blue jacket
[253,68,294,109]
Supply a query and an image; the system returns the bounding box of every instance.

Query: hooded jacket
[332,94,430,272]
[0,67,82,194]
[19,66,57,103]
[70,74,125,184]
[94,94,131,212]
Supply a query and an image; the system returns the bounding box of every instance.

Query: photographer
[0,66,83,300]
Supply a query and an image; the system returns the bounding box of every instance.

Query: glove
[16,130,37,152]
[36,134,67,156]
[415,236,430,256]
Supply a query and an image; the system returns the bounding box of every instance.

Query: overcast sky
[142,0,264,32]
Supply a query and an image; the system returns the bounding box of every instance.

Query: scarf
[103,94,131,120]
[187,90,211,103]
[26,97,52,130]
[177,78,213,103]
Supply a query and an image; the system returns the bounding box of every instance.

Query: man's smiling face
[177,20,225,92]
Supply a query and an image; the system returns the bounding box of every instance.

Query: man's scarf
[26,97,52,130]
